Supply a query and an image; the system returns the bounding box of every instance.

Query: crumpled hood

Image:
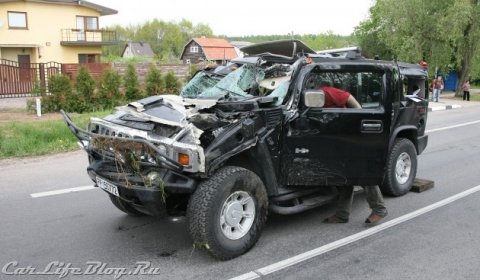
[117,95,217,128]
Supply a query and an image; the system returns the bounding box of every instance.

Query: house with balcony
[0,0,118,65]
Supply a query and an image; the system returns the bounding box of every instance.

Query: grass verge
[0,111,111,159]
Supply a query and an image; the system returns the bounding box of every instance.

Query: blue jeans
[432,89,441,102]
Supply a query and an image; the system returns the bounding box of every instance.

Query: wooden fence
[0,59,110,98]
[62,63,110,81]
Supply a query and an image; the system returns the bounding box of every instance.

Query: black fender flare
[389,125,418,153]
[206,128,279,196]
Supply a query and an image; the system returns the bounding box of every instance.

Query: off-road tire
[187,166,268,260]
[108,194,146,216]
[381,138,417,196]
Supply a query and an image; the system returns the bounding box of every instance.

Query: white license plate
[96,176,119,197]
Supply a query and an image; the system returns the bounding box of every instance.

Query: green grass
[469,93,480,101]
[0,111,111,159]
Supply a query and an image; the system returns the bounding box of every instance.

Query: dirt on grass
[0,110,63,123]
[0,97,64,123]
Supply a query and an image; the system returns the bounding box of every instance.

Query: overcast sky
[93,0,374,36]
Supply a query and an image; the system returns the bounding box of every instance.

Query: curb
[428,104,462,112]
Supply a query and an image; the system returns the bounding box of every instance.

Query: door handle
[363,123,381,128]
[361,120,383,133]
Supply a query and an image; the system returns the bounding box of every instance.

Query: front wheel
[381,138,417,196]
[187,166,268,260]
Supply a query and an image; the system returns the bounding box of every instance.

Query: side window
[303,70,384,109]
[357,72,383,108]
[402,76,427,99]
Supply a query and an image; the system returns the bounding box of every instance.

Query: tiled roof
[202,47,238,60]
[193,37,233,48]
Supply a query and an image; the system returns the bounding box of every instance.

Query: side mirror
[304,90,325,108]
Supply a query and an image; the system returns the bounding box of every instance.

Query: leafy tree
[354,0,480,95]
[468,51,480,84]
[66,66,97,112]
[98,68,122,108]
[185,64,199,83]
[123,63,143,101]
[46,74,71,111]
[145,64,165,96]
[164,70,181,94]
[32,79,46,97]
[353,4,394,60]
[449,0,480,94]
[75,66,95,102]
[102,19,213,63]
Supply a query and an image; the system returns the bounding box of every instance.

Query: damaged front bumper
[61,110,200,216]
[87,161,196,216]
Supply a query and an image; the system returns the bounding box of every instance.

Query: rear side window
[304,70,384,109]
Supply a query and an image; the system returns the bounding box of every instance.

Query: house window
[190,46,199,53]
[8,11,28,29]
[76,16,99,30]
[78,54,100,63]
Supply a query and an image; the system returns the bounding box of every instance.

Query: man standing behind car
[319,84,388,226]
[431,76,444,102]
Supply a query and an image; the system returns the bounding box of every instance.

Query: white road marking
[30,185,95,198]
[426,120,480,133]
[229,184,480,280]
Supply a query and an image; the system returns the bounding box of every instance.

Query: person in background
[431,76,444,102]
[320,84,388,226]
[462,79,471,101]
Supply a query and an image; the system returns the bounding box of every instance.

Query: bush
[185,64,199,83]
[145,64,164,96]
[47,74,72,111]
[75,67,96,101]
[98,68,122,109]
[164,70,182,94]
[124,63,143,101]
[32,79,46,97]
[40,96,59,113]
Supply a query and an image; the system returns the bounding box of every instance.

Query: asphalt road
[1,102,480,280]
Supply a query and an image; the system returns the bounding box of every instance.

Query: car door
[283,67,391,187]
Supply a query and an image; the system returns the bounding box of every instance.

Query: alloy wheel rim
[219,191,255,240]
[395,152,411,185]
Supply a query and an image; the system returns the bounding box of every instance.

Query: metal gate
[0,59,62,98]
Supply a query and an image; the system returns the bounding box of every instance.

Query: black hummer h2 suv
[62,40,429,260]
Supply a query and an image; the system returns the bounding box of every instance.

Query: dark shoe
[323,215,349,224]
[364,211,387,226]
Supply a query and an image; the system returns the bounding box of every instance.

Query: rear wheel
[108,194,146,216]
[187,166,268,260]
[381,138,417,196]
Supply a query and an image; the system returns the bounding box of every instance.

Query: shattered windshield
[180,71,220,98]
[180,65,265,100]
